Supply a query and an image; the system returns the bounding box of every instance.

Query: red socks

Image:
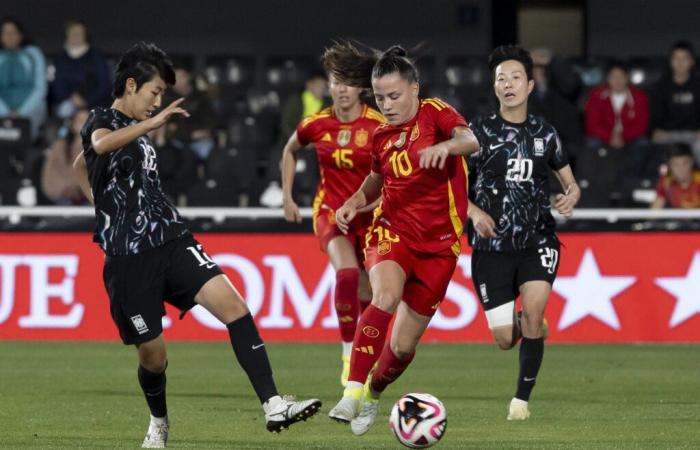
[348,304,392,384]
[335,268,360,342]
[370,344,415,394]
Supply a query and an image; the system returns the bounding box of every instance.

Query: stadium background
[0,0,698,343]
[1,2,699,449]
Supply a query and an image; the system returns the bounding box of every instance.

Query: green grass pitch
[1,342,698,449]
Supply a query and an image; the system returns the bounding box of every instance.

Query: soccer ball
[389,393,447,448]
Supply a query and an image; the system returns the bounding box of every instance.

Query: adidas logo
[322,132,332,142]
[354,346,374,355]
[339,315,354,323]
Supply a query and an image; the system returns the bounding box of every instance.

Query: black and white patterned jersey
[81,107,188,256]
[468,112,569,252]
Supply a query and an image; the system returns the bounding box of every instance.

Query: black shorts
[103,233,224,345]
[471,237,560,311]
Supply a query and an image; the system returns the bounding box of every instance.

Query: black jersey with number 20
[81,107,188,256]
[468,113,569,252]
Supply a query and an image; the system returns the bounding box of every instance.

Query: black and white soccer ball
[389,393,447,448]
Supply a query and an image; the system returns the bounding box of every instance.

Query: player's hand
[554,189,578,217]
[283,197,302,223]
[148,98,190,130]
[335,203,357,234]
[470,206,497,238]
[418,143,449,170]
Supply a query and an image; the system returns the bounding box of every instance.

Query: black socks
[227,313,278,404]
[515,337,544,401]
[138,364,167,418]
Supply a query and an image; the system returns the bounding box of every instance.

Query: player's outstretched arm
[336,171,383,234]
[553,165,581,217]
[281,132,304,223]
[72,151,94,205]
[91,98,189,155]
[418,126,479,169]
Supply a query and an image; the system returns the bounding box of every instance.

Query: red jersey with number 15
[371,98,470,255]
[297,104,385,210]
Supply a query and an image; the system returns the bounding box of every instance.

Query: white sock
[511,397,528,407]
[263,395,282,413]
[342,341,352,357]
[150,414,168,425]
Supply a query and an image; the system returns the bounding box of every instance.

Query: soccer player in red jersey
[281,46,385,387]
[323,43,480,436]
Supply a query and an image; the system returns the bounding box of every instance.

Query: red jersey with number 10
[296,104,385,211]
[370,98,469,255]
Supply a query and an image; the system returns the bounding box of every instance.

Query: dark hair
[606,60,628,75]
[668,142,693,159]
[0,17,31,48]
[322,41,419,89]
[112,42,175,98]
[670,40,695,58]
[372,45,419,84]
[488,45,533,80]
[64,20,90,45]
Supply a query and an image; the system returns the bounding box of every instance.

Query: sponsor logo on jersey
[130,315,149,334]
[534,138,545,156]
[337,129,351,146]
[355,128,368,147]
[378,239,392,255]
[362,325,380,338]
[410,124,420,142]
[394,131,407,148]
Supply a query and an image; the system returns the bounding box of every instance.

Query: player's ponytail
[372,44,419,84]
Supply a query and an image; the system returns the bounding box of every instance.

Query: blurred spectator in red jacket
[585,61,649,148]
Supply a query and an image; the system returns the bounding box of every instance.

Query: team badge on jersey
[534,138,545,156]
[337,129,351,146]
[394,131,408,148]
[378,239,392,255]
[410,124,420,142]
[355,128,368,147]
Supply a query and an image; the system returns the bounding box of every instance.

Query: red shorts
[313,206,371,263]
[363,223,458,317]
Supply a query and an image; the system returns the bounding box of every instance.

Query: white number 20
[506,158,533,182]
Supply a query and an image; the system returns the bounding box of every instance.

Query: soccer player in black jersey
[72,42,320,448]
[467,45,581,421]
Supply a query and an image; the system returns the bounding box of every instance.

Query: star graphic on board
[655,252,700,328]
[552,249,636,330]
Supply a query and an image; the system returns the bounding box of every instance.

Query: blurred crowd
[1,17,699,209]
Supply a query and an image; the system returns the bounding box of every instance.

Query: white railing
[0,207,699,222]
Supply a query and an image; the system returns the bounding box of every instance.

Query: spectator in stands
[0,17,47,140]
[583,62,651,203]
[652,143,700,208]
[40,109,89,204]
[159,63,217,161]
[585,61,649,150]
[650,41,700,165]
[262,69,329,207]
[51,20,111,119]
